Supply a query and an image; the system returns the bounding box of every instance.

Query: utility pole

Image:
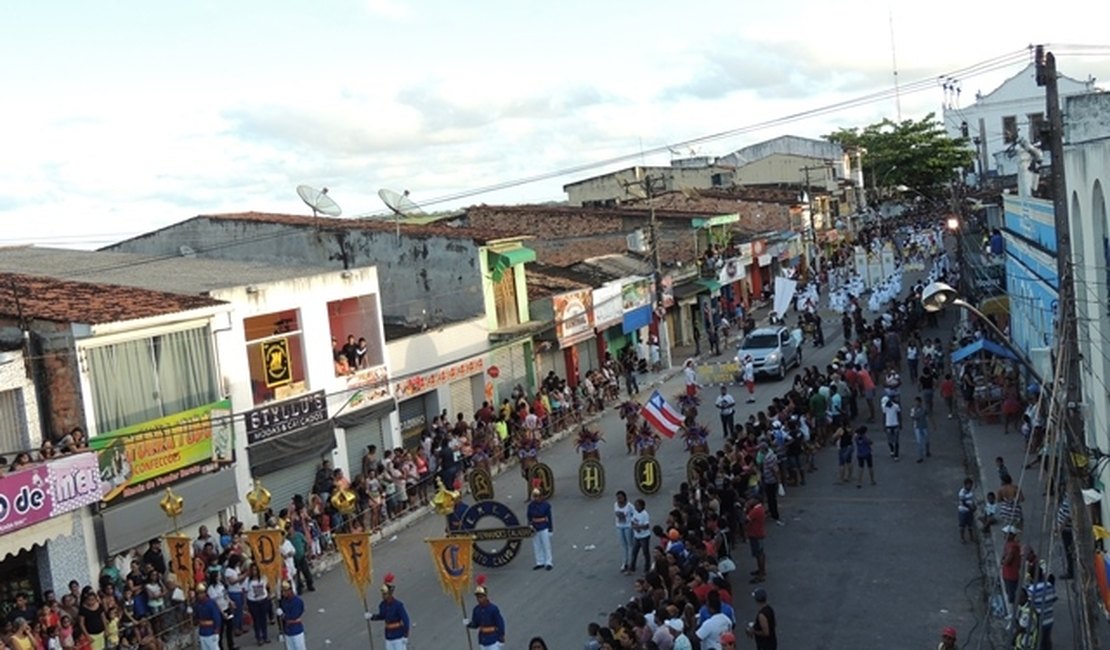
[799,165,825,277]
[1037,45,1101,650]
[637,174,673,372]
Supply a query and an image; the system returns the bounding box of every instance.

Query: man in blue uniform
[526,488,554,570]
[192,583,222,650]
[369,577,410,649]
[277,580,307,650]
[465,583,506,649]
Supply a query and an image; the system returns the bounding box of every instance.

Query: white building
[1064,92,1110,523]
[0,247,394,517]
[943,62,1096,179]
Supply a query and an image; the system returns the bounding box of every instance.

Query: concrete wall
[1064,92,1110,523]
[0,349,43,449]
[564,166,732,206]
[205,267,394,511]
[109,218,485,325]
[733,153,842,189]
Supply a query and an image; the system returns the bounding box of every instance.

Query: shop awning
[2,511,75,561]
[489,247,537,268]
[950,339,1018,364]
[249,421,338,476]
[333,397,397,429]
[672,282,704,301]
[697,279,722,293]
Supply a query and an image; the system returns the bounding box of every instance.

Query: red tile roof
[0,273,225,325]
[202,211,525,244]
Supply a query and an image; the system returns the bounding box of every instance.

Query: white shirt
[684,366,700,387]
[695,612,733,649]
[883,401,901,427]
[906,346,918,361]
[224,567,243,594]
[246,578,269,603]
[207,583,231,612]
[742,362,755,383]
[631,508,652,539]
[614,501,634,529]
[714,393,736,415]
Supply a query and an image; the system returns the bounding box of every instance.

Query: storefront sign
[661,275,675,309]
[245,390,328,445]
[0,453,103,535]
[621,277,652,312]
[92,400,233,503]
[393,358,484,398]
[592,283,624,330]
[345,365,390,403]
[553,288,595,348]
[718,258,747,285]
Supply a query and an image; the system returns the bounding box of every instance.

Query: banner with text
[245,391,328,445]
[553,288,595,348]
[91,400,233,503]
[335,532,374,591]
[244,529,286,589]
[164,534,194,590]
[0,452,102,535]
[426,536,475,606]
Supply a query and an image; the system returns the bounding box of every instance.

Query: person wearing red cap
[720,630,737,648]
[937,626,957,649]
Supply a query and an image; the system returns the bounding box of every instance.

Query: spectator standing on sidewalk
[1025,568,1057,650]
[614,491,634,574]
[629,499,653,574]
[744,499,768,584]
[939,374,957,419]
[758,442,784,525]
[746,587,777,650]
[1000,525,1023,605]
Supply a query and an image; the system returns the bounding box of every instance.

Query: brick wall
[26,320,84,440]
[465,204,793,267]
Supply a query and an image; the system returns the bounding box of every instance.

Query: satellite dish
[377,189,425,217]
[296,185,342,217]
[179,245,197,258]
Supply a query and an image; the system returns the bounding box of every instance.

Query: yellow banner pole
[460,597,474,650]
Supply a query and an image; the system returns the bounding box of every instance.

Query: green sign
[91,400,233,502]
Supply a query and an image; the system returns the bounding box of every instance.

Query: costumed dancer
[276,580,307,650]
[516,429,541,491]
[619,400,641,454]
[470,424,495,474]
[369,573,411,649]
[465,576,506,650]
[634,420,661,457]
[575,425,603,461]
[681,423,710,455]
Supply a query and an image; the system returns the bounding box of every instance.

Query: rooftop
[0,246,337,295]
[525,265,595,301]
[203,212,525,244]
[0,273,224,325]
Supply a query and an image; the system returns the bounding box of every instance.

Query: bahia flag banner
[641,390,683,438]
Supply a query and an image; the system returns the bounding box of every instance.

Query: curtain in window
[87,340,160,433]
[155,327,218,416]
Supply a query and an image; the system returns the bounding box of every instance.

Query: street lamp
[946,216,960,232]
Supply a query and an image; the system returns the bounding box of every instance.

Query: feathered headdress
[682,423,711,451]
[619,400,642,420]
[380,571,396,594]
[474,573,488,596]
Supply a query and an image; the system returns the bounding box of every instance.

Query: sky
[2,0,1109,249]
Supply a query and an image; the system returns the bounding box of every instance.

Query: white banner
[773,276,797,318]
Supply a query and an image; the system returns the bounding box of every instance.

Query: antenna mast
[889,9,902,121]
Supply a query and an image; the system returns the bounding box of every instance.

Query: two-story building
[0,272,233,582]
[0,247,395,515]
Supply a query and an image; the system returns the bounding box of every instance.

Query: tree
[825,113,974,200]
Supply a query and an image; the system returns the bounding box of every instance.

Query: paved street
[289,296,988,649]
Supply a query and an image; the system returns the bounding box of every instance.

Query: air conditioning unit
[626,229,648,254]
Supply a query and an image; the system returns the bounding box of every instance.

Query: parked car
[736,326,802,380]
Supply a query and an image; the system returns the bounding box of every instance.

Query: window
[1027,113,1046,144]
[243,310,308,406]
[493,267,520,328]
[328,295,385,375]
[86,326,219,433]
[1002,116,1018,144]
[711,173,726,187]
[0,388,27,453]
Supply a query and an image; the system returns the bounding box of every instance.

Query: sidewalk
[962,407,1080,648]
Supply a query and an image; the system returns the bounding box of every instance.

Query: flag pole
[459,597,475,650]
[360,591,376,650]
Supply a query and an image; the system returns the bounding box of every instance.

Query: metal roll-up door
[576,339,600,373]
[398,395,429,447]
[450,377,476,422]
[258,459,320,515]
[344,419,386,479]
[492,343,530,402]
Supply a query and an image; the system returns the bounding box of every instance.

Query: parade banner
[164,534,194,590]
[91,399,233,503]
[334,533,374,590]
[426,537,475,605]
[0,452,101,535]
[244,529,285,588]
[773,276,796,318]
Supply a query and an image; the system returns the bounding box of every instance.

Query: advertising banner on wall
[0,452,102,535]
[592,283,623,330]
[245,390,329,445]
[553,288,595,348]
[91,400,233,503]
[621,277,652,312]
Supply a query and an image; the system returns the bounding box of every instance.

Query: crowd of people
[0,427,89,477]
